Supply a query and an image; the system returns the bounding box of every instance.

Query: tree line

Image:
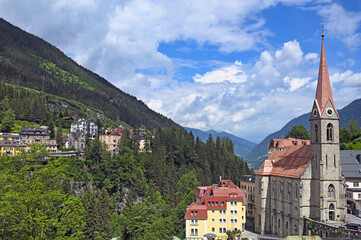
[0,127,253,239]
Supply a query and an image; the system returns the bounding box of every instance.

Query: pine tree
[56,123,63,148]
[48,121,55,139]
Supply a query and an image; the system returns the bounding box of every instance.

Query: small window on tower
[327,123,333,141]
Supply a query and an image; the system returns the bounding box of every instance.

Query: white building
[70,118,98,139]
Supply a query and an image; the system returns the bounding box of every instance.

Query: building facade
[340,150,361,212]
[0,133,24,156]
[99,126,124,153]
[20,125,57,152]
[254,34,346,236]
[240,175,255,218]
[70,119,98,139]
[185,180,247,240]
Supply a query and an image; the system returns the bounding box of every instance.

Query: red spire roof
[315,35,338,116]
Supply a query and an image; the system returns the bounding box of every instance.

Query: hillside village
[1,4,361,240]
[0,119,149,157]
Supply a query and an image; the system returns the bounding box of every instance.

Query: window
[230,218,238,224]
[212,218,215,222]
[194,211,198,216]
[216,202,218,206]
[354,182,359,187]
[191,219,198,225]
[219,227,227,233]
[221,202,224,206]
[190,228,198,235]
[328,184,335,198]
[358,194,361,199]
[220,210,226,215]
[212,227,215,232]
[212,210,215,214]
[315,124,318,142]
[327,123,333,141]
[208,202,210,206]
[231,201,237,206]
[219,218,226,223]
[230,210,238,215]
[326,155,328,167]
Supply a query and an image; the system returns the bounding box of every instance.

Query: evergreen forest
[0,128,252,239]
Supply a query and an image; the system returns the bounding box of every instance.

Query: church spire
[315,30,338,116]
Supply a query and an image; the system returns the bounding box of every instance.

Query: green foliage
[40,60,94,90]
[1,108,15,132]
[10,120,37,133]
[340,121,361,150]
[83,188,113,240]
[20,142,50,161]
[56,123,63,148]
[285,125,310,140]
[0,157,85,239]
[0,118,253,239]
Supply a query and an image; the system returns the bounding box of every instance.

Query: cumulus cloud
[331,70,361,86]
[193,61,248,84]
[317,3,361,47]
[143,40,322,142]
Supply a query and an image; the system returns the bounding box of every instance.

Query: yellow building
[0,133,24,156]
[99,127,124,153]
[185,180,247,240]
[240,175,255,218]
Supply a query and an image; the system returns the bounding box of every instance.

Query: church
[254,33,346,236]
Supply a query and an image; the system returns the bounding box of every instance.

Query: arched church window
[327,123,333,141]
[328,184,335,198]
[329,203,335,221]
[315,124,318,142]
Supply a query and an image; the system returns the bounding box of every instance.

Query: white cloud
[317,3,361,47]
[331,70,361,86]
[284,77,312,91]
[193,61,248,84]
[143,40,322,142]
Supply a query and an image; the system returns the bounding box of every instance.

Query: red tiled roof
[268,138,310,149]
[184,202,208,219]
[315,36,338,117]
[185,179,247,219]
[257,144,310,178]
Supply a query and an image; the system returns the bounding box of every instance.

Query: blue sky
[1,0,361,143]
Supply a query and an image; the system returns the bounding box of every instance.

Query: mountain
[0,18,178,130]
[185,127,257,158]
[245,98,361,168]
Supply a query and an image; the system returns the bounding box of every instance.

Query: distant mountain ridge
[0,18,178,130]
[245,98,361,168]
[185,127,257,158]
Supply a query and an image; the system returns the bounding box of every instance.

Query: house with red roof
[184,179,247,239]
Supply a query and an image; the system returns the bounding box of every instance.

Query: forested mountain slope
[185,127,256,158]
[246,98,361,168]
[0,18,177,130]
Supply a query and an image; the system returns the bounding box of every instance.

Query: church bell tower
[309,31,346,222]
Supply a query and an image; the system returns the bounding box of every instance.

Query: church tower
[309,32,346,222]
